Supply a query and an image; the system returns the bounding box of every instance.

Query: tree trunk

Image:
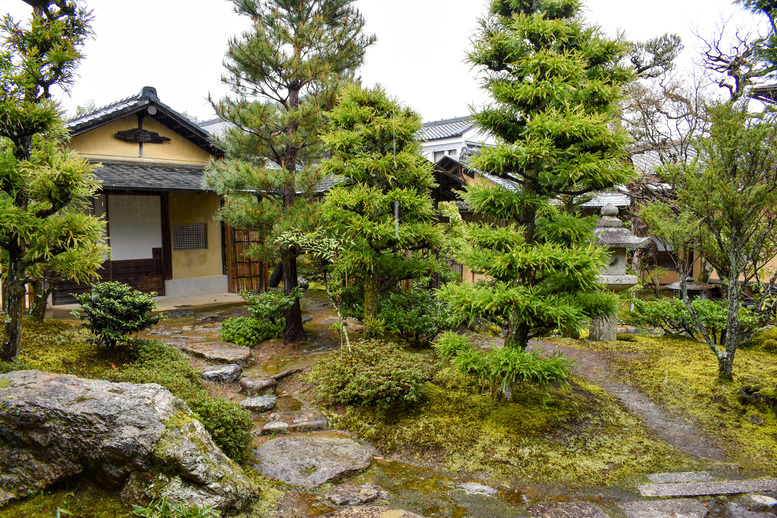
[363,275,380,339]
[282,256,305,342]
[1,249,26,361]
[269,261,283,288]
[28,278,50,323]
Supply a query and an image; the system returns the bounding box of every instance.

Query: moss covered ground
[550,332,777,474]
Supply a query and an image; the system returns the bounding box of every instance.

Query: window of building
[172,223,208,250]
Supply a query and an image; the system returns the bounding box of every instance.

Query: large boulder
[0,370,257,511]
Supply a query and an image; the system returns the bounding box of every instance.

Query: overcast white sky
[0,0,765,122]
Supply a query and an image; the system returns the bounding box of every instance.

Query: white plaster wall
[108,194,162,260]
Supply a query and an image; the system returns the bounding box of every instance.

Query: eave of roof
[93,161,209,192]
[421,115,474,141]
[67,87,223,158]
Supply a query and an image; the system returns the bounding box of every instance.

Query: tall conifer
[441,0,635,350]
[206,0,374,341]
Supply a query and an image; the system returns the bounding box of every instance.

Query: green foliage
[742,326,777,353]
[113,340,252,462]
[627,297,759,345]
[132,497,220,518]
[444,0,635,351]
[308,339,434,410]
[221,316,281,347]
[73,282,164,349]
[240,288,299,322]
[379,284,465,348]
[321,84,444,330]
[434,332,572,396]
[0,2,103,361]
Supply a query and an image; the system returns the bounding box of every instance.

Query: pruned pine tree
[0,1,103,361]
[205,0,374,341]
[320,85,444,336]
[441,0,635,351]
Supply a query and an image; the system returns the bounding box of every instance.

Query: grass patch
[314,351,688,487]
[551,333,777,472]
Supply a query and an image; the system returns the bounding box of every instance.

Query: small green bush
[434,331,572,395]
[113,340,252,461]
[379,285,464,348]
[132,497,220,517]
[240,288,300,322]
[73,282,164,349]
[626,297,758,344]
[308,339,434,409]
[221,316,281,346]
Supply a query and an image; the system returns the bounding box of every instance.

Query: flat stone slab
[239,377,277,395]
[326,484,390,505]
[647,471,714,484]
[619,498,708,518]
[741,494,777,512]
[240,395,277,413]
[321,508,423,518]
[179,342,251,365]
[526,501,609,518]
[261,421,289,435]
[637,479,777,498]
[201,364,242,383]
[458,482,498,496]
[254,436,373,488]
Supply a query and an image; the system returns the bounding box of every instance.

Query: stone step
[619,498,708,518]
[637,478,777,498]
[646,471,714,484]
[178,341,252,365]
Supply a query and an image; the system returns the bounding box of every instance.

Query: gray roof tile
[421,116,474,141]
[94,162,208,192]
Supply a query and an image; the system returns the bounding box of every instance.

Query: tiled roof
[421,116,474,141]
[93,161,208,192]
[67,87,221,157]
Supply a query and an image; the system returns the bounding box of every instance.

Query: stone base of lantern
[590,314,617,341]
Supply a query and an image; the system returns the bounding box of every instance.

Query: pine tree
[0,1,101,361]
[205,0,374,341]
[441,0,635,350]
[319,84,443,335]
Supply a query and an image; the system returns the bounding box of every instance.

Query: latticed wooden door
[226,227,268,293]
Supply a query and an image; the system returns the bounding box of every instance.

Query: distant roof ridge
[67,86,160,126]
[423,115,472,127]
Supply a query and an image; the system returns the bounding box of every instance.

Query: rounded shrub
[221,316,281,346]
[308,339,434,410]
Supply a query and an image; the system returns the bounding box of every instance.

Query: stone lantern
[589,204,649,341]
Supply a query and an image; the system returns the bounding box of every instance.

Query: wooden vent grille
[173,223,207,250]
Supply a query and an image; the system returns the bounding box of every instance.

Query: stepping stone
[647,471,714,484]
[458,482,498,496]
[619,499,708,518]
[150,327,184,336]
[526,501,609,518]
[637,479,777,498]
[196,311,220,321]
[254,436,373,488]
[201,364,242,383]
[167,309,194,318]
[180,342,251,365]
[741,494,777,512]
[262,421,289,435]
[240,395,277,412]
[321,508,423,518]
[326,484,390,505]
[239,377,277,395]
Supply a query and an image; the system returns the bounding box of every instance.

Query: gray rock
[526,501,609,518]
[201,364,242,383]
[239,376,277,395]
[321,508,423,518]
[254,436,373,488]
[458,482,498,496]
[741,494,777,512]
[647,471,714,484]
[619,499,709,518]
[298,276,310,289]
[748,414,765,425]
[261,421,289,435]
[302,316,313,324]
[196,311,220,321]
[180,342,251,365]
[167,309,195,319]
[326,484,390,505]
[722,501,763,518]
[637,479,777,498]
[240,396,277,413]
[0,370,257,511]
